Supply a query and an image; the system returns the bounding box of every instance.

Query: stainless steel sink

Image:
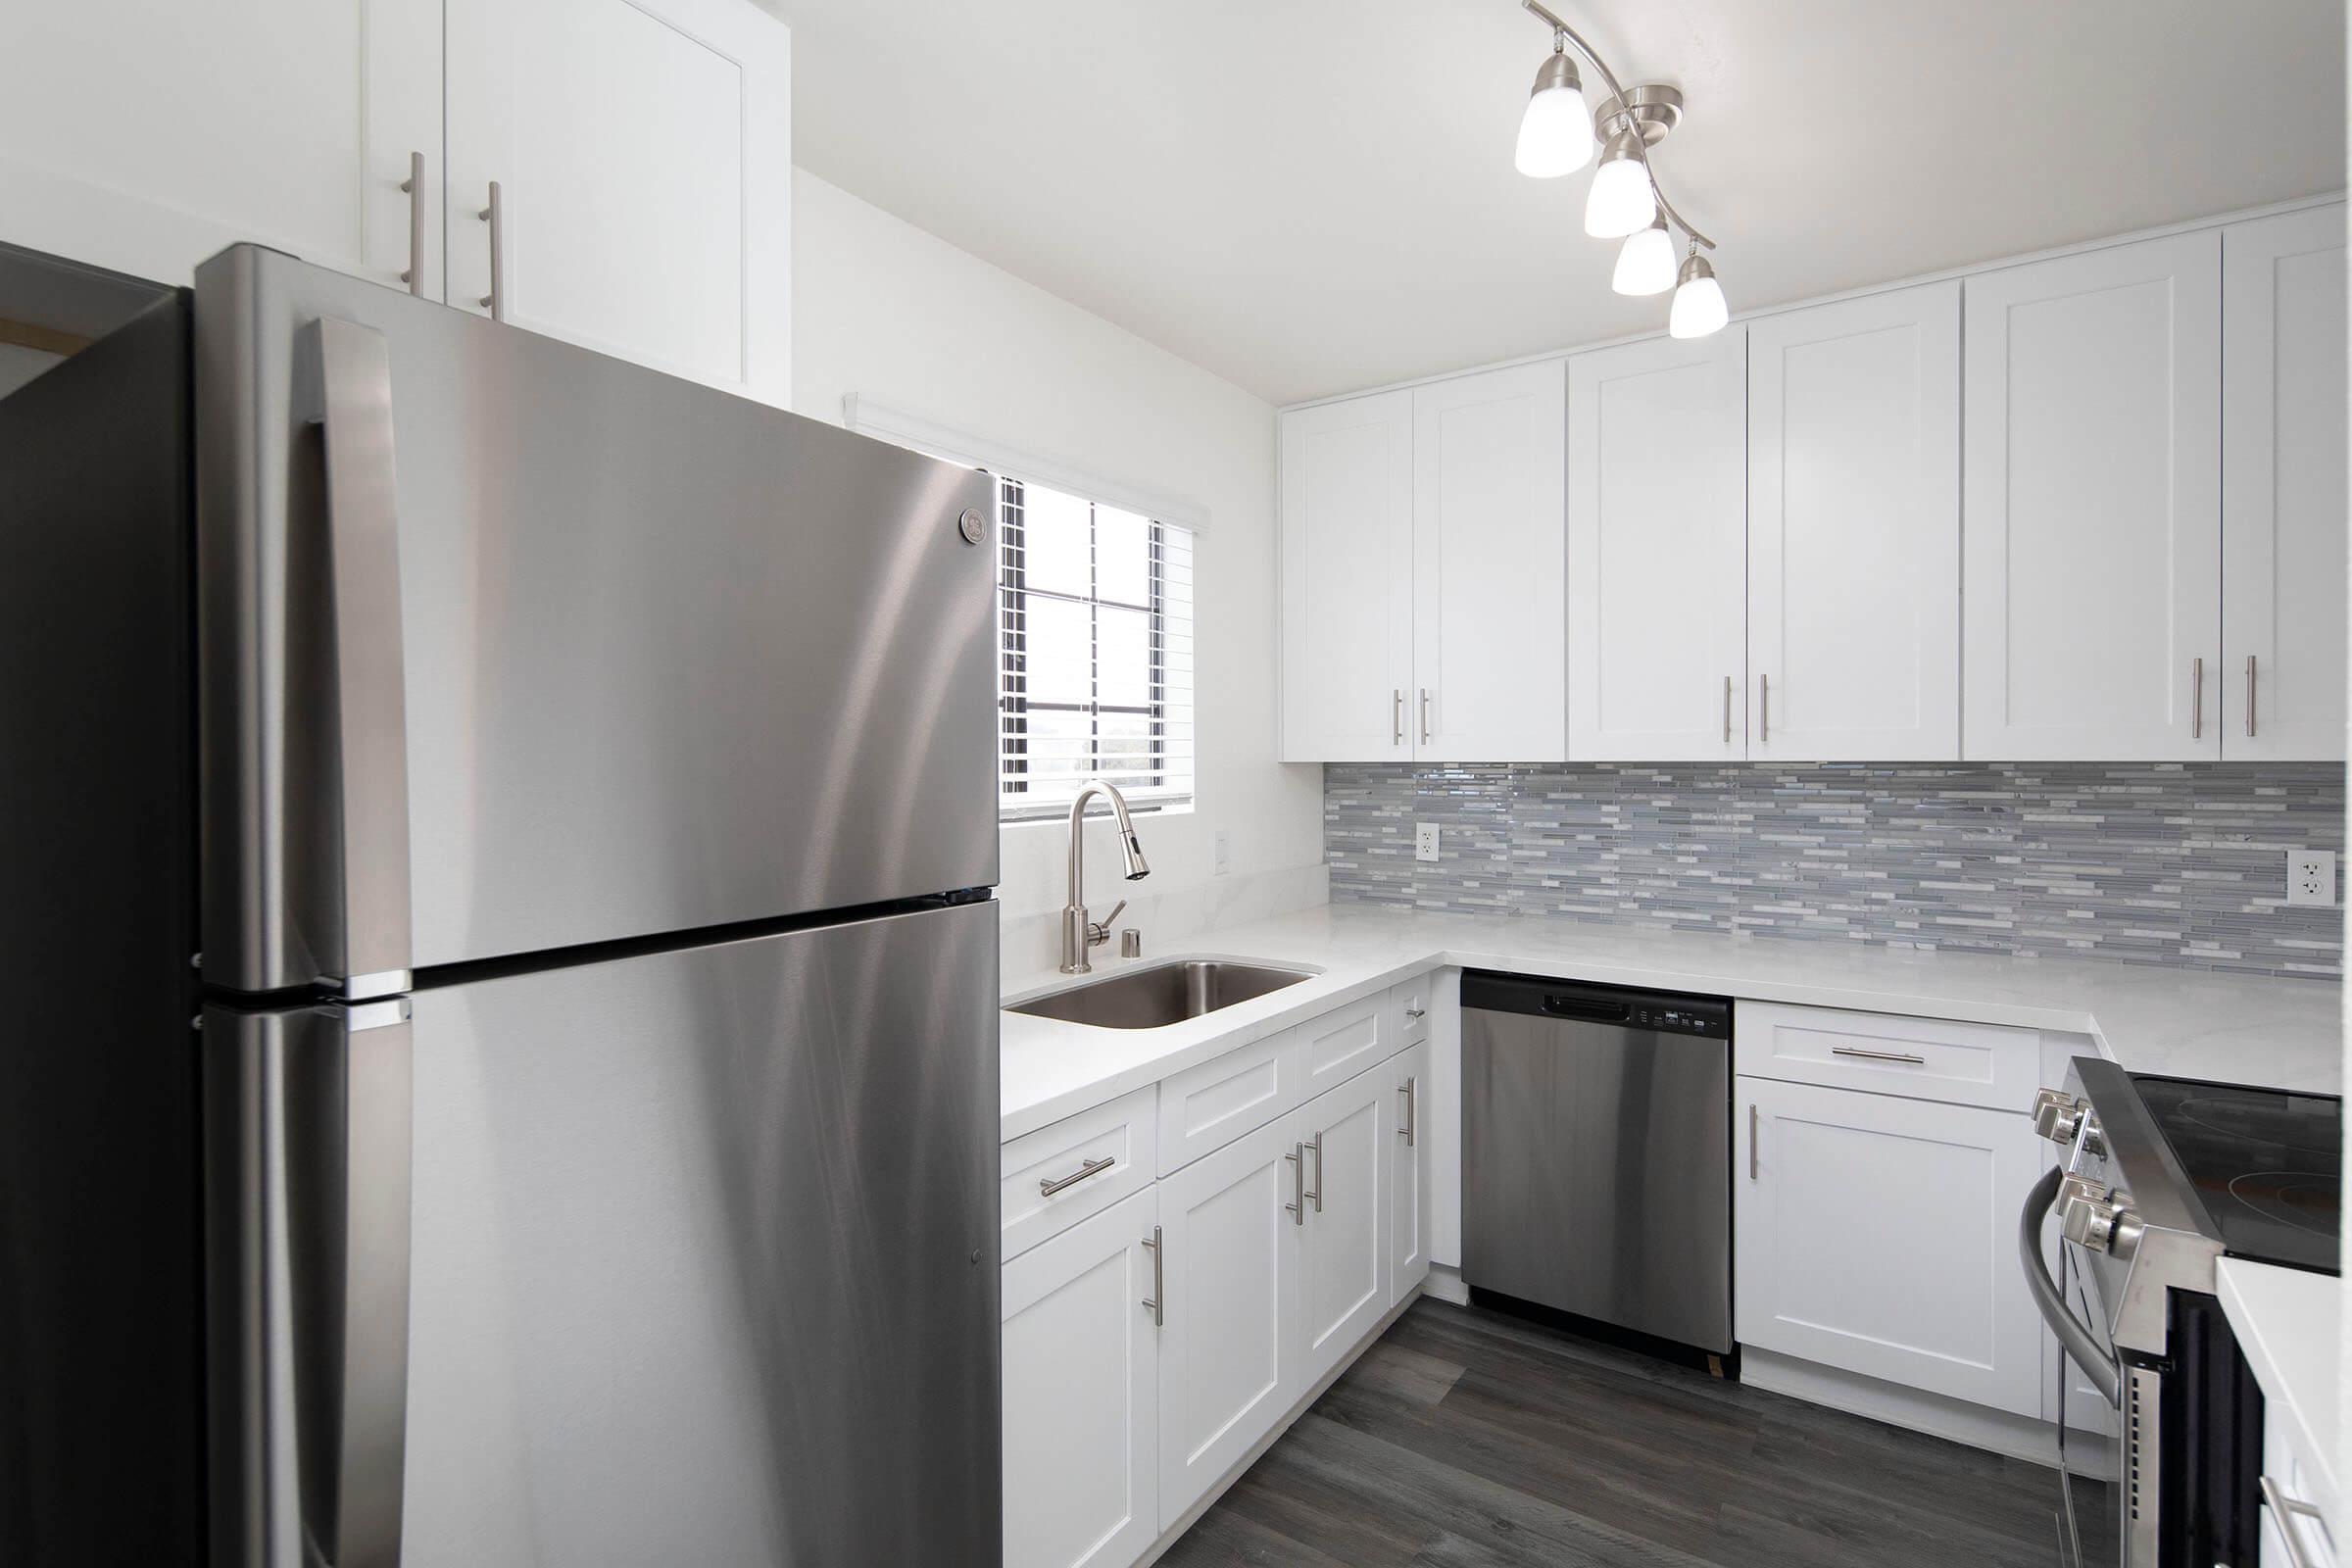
[1007,959,1316,1030]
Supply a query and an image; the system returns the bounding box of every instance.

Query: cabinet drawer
[1157,1029,1303,1175]
[1298,993,1396,1097]
[1736,1001,2039,1110]
[2265,1401,2342,1567]
[1390,973,1435,1047]
[1003,1086,1157,1260]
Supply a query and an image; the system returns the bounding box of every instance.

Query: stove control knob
[2059,1174,2128,1253]
[2032,1088,2086,1146]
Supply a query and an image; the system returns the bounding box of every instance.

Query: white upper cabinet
[1746,283,1961,760]
[2223,204,2348,761]
[0,0,443,295]
[446,0,793,405]
[1410,362,1567,761]
[1962,231,2223,760]
[1567,328,1748,760]
[1280,391,1417,761]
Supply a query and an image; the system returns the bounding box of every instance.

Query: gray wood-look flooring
[1158,1298,2087,1568]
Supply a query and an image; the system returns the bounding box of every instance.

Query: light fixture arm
[1519,0,1715,252]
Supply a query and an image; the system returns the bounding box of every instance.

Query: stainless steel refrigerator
[0,242,1002,1566]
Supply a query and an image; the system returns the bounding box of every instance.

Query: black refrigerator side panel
[0,290,202,1561]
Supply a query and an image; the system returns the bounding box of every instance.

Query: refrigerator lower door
[400,901,999,1566]
[195,243,999,995]
[207,901,1001,1568]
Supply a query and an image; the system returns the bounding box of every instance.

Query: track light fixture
[1511,0,1727,335]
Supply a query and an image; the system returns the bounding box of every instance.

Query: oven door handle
[2021,1164,2123,1407]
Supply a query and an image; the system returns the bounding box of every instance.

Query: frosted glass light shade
[1670,260,1730,338]
[1583,139,1656,237]
[1515,82,1594,177]
[1611,220,1676,295]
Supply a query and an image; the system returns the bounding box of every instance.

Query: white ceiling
[766,0,2345,407]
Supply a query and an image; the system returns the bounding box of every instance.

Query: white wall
[791,169,1325,959]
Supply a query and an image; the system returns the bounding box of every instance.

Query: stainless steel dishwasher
[1460,972,1733,1354]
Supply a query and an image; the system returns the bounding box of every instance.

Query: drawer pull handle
[2262,1476,2326,1568]
[1397,1075,1418,1147]
[1038,1154,1115,1197]
[1831,1045,1925,1066]
[1141,1225,1163,1328]
[1285,1144,1305,1225]
[1403,1006,1425,1022]
[1304,1132,1324,1213]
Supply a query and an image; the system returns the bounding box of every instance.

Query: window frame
[994,473,1192,824]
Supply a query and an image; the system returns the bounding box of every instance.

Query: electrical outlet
[1213,829,1231,876]
[2287,848,2336,906]
[1414,822,1441,863]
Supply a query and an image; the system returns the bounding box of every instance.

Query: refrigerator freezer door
[398,900,1000,1565]
[202,995,416,1568]
[195,245,999,992]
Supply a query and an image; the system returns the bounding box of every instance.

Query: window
[996,475,1195,822]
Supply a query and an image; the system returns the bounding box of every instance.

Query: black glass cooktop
[2132,1073,2342,1274]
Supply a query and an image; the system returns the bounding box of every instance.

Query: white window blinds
[996,475,1195,821]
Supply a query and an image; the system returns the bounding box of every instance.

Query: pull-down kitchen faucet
[1060,779,1151,974]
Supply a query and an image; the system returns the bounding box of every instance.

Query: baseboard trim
[1740,1348,2119,1482]
[1134,1283,1427,1567]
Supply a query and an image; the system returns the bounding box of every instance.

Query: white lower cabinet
[1736,1074,2044,1417]
[1390,1040,1432,1305]
[1004,988,1444,1568]
[2262,1401,2341,1568]
[1003,1188,1161,1568]
[1294,1062,1393,1388]
[1154,1113,1299,1531]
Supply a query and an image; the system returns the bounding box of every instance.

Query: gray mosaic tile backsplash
[1325,762,2347,979]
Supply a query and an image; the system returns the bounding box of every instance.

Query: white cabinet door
[2224,204,2348,761]
[1003,1188,1159,1568]
[1293,1065,1393,1389]
[1567,329,1748,760]
[1156,1115,1298,1530]
[1962,231,2222,760]
[446,0,792,404]
[1390,1040,1433,1305]
[1280,392,1416,761]
[1736,1077,2044,1417]
[1747,282,1960,760]
[0,0,442,294]
[1410,361,1567,761]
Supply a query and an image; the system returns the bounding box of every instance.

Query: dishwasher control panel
[1459,971,1733,1039]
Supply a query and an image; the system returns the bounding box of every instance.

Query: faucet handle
[1088,901,1127,946]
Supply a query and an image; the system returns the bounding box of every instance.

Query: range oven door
[2023,1164,2132,1566]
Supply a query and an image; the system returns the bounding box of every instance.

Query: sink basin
[1007,958,1316,1030]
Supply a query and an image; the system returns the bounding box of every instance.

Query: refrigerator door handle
[300,317,414,1000]
[206,998,415,1568]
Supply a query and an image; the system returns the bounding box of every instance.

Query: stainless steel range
[2023,1058,2340,1568]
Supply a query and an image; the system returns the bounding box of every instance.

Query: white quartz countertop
[1001,904,2342,1141]
[2217,1257,2342,1524]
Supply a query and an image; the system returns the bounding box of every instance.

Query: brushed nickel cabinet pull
[2191,656,2204,740]
[2247,654,2257,738]
[1724,675,1733,744]
[1419,688,1432,746]
[1285,1143,1304,1225]
[1832,1045,1926,1066]
[1748,1104,1758,1180]
[479,180,506,320]
[399,151,423,296]
[1304,1132,1324,1213]
[2261,1475,2325,1568]
[1759,672,1769,744]
[1141,1226,1163,1327]
[1393,689,1403,747]
[1397,1076,1418,1147]
[1038,1153,1115,1197]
